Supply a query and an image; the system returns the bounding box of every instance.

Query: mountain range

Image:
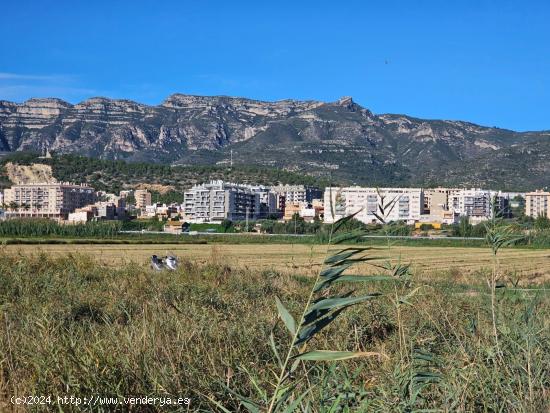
[0,94,548,190]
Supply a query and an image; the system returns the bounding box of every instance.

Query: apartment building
[271,185,322,205]
[447,188,514,222]
[448,189,492,222]
[183,180,260,223]
[525,190,550,218]
[134,189,152,210]
[323,187,424,225]
[119,190,132,199]
[3,183,96,220]
[418,187,458,224]
[493,191,523,218]
[423,187,455,214]
[243,185,278,218]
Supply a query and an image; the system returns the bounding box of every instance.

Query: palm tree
[21,203,30,218]
[8,201,18,217]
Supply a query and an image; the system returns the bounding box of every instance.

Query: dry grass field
[4,243,549,283]
[1,243,549,411]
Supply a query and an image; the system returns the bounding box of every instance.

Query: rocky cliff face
[0,94,547,188]
[0,94,326,155]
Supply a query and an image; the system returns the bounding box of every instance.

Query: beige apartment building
[3,183,96,220]
[134,189,152,210]
[525,190,550,218]
[423,187,454,214]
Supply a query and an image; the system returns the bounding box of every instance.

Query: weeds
[0,222,548,411]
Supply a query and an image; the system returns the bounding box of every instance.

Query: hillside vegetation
[1,94,549,189]
[0,152,331,193]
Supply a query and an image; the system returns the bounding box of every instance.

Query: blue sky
[0,1,548,131]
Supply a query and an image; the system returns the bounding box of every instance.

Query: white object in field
[165,256,178,270]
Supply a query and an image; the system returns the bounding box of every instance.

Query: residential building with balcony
[243,184,278,218]
[525,190,550,218]
[423,187,457,214]
[448,188,512,222]
[271,184,322,207]
[183,180,260,223]
[3,182,96,220]
[323,187,424,225]
[134,189,152,210]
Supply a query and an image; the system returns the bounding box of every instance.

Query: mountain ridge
[2,93,549,132]
[0,94,548,190]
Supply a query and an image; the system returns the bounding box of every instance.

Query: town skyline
[2,178,546,226]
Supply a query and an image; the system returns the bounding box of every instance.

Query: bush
[534,215,550,230]
[120,218,164,232]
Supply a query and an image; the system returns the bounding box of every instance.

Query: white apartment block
[525,190,550,218]
[324,187,424,225]
[3,183,96,220]
[448,188,514,222]
[183,180,260,223]
[448,189,491,222]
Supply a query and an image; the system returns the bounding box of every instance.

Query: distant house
[67,210,94,224]
[164,220,185,234]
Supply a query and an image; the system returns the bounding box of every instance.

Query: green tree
[125,194,136,205]
[454,216,473,237]
[510,195,526,217]
[221,219,233,233]
[534,214,550,230]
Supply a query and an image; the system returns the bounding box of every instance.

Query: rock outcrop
[0,93,548,188]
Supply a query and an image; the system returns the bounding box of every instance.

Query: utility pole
[230,149,233,168]
[245,206,249,233]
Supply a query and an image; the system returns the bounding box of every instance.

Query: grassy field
[1,241,549,411]
[3,243,550,283]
